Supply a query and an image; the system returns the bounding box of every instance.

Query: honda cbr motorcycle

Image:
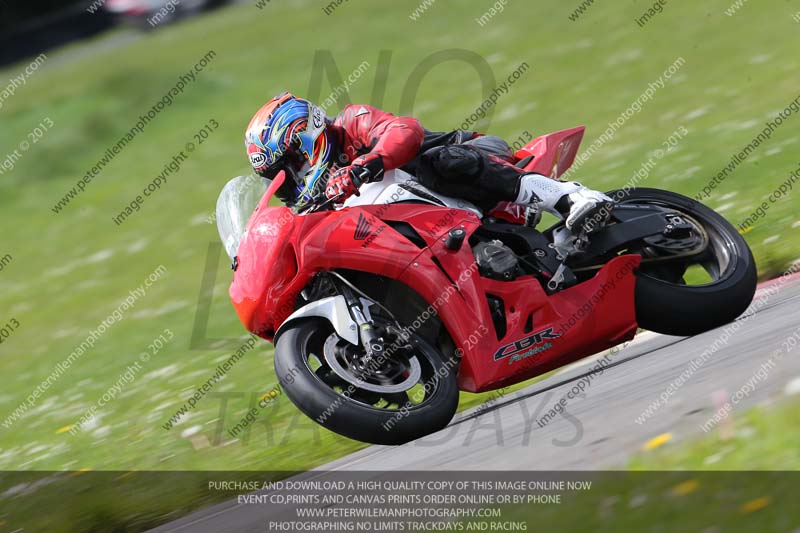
[215,126,757,445]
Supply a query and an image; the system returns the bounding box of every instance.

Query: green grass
[5,399,800,531]
[477,399,800,532]
[0,0,799,478]
[629,398,800,470]
[495,470,800,532]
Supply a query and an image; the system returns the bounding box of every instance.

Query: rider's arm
[341,105,425,172]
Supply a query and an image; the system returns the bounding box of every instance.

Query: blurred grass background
[0,0,799,476]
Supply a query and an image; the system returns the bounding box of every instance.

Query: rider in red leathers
[245,92,612,232]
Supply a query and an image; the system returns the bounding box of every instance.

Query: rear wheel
[274,317,459,445]
[608,188,757,336]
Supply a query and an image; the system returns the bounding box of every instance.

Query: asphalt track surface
[152,275,800,532]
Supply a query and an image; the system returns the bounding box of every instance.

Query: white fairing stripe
[342,169,483,217]
[276,296,360,345]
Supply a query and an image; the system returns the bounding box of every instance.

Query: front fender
[274,296,360,346]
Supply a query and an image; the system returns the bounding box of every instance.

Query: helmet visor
[255,158,286,181]
[251,138,303,180]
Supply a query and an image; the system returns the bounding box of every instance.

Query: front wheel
[274,317,459,445]
[608,188,757,336]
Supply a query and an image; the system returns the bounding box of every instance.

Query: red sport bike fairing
[216,126,757,445]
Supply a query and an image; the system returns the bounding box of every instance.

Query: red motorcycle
[216,126,756,445]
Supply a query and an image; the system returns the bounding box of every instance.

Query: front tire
[274,318,459,445]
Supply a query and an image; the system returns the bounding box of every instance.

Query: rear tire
[610,188,757,336]
[275,318,459,445]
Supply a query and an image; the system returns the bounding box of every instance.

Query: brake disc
[323,334,422,394]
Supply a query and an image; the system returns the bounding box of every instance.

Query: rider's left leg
[515,174,615,233]
[415,142,614,232]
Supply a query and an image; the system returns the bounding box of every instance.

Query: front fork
[335,280,387,360]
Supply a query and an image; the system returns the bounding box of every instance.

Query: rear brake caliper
[645,213,704,253]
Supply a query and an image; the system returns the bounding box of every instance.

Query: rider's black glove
[349,153,385,184]
[325,154,384,201]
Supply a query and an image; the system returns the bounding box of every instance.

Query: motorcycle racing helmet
[245,92,333,207]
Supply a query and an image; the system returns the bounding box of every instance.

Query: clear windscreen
[215,175,269,259]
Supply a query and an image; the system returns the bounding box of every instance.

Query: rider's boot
[515,174,615,233]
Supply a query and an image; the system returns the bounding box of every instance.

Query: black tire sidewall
[608,188,758,336]
[274,319,459,445]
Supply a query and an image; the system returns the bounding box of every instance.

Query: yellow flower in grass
[671,479,699,496]
[259,390,279,402]
[642,433,672,451]
[740,497,770,513]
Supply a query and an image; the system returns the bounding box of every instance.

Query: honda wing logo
[353,213,386,248]
[354,214,372,240]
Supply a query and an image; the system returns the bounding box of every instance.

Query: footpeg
[545,260,577,293]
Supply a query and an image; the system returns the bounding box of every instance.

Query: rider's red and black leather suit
[323,104,525,210]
